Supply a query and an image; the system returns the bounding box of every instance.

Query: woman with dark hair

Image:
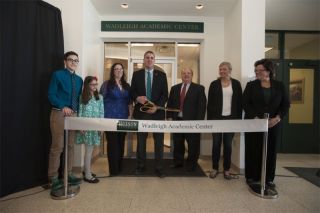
[100,63,132,176]
[243,59,290,191]
[76,76,104,183]
[207,62,242,180]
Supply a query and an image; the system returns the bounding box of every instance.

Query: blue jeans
[212,132,235,171]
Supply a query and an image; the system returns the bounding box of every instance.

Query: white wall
[241,0,265,82]
[44,0,84,76]
[225,0,242,81]
[83,0,103,81]
[266,0,320,31]
[239,0,265,170]
[224,0,243,170]
[82,0,104,161]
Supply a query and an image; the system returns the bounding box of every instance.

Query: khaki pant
[48,110,76,177]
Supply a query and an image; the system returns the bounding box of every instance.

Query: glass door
[102,41,201,158]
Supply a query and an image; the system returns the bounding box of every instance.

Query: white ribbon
[65,117,268,133]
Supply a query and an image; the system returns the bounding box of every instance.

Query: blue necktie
[71,73,78,111]
[146,71,152,100]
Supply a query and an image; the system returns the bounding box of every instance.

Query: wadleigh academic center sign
[101,21,204,33]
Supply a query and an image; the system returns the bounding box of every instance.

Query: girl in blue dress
[76,76,104,183]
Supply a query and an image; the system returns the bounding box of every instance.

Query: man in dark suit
[130,51,168,178]
[167,68,207,171]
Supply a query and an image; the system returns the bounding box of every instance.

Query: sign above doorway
[101,21,204,33]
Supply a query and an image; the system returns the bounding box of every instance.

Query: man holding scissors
[130,51,168,178]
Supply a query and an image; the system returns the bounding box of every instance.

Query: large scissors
[140,101,180,113]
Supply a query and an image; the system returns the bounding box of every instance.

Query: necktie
[146,71,152,100]
[71,73,77,112]
[180,83,187,111]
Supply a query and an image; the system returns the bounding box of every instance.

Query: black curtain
[0,0,64,197]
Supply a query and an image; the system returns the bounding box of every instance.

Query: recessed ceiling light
[121,3,129,9]
[130,43,154,47]
[196,4,204,10]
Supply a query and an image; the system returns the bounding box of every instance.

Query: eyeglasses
[67,58,79,64]
[89,83,98,86]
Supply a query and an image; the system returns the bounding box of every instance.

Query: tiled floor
[0,154,319,213]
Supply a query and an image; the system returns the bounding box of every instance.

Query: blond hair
[219,61,232,71]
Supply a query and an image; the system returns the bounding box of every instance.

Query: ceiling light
[196,4,204,10]
[131,43,154,47]
[121,3,128,9]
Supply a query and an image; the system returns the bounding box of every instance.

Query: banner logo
[117,120,139,131]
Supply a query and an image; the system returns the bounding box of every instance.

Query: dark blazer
[242,79,290,119]
[167,82,207,120]
[207,78,242,120]
[130,69,168,120]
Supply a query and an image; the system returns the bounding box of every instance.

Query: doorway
[281,60,320,153]
[127,59,176,158]
[266,31,320,153]
[102,41,201,158]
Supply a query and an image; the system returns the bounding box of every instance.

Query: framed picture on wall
[289,79,305,104]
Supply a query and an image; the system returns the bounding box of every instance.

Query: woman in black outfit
[207,62,242,180]
[243,59,290,190]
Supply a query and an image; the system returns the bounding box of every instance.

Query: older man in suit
[130,51,168,178]
[167,68,207,171]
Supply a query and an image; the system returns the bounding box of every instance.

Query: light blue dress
[76,95,104,146]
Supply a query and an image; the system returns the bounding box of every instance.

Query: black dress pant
[173,132,200,168]
[106,131,126,175]
[212,132,234,171]
[245,124,279,183]
[136,132,164,171]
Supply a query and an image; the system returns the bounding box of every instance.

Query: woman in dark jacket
[243,59,290,190]
[207,62,242,180]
